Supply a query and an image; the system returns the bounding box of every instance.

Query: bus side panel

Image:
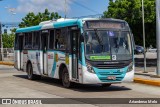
[78,62,83,83]
[29,51,41,75]
[23,51,41,75]
[47,52,68,79]
[36,51,41,75]
[23,51,28,72]
[53,52,66,79]
[24,51,42,75]
[47,51,55,78]
[14,50,20,70]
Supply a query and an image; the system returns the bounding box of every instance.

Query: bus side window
[24,33,32,49]
[15,34,19,50]
[60,28,67,50]
[55,28,67,50]
[55,29,60,49]
[33,32,40,49]
[15,34,24,50]
[49,30,54,49]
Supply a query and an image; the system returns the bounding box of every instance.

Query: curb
[134,77,160,87]
[0,62,14,66]
[135,72,151,76]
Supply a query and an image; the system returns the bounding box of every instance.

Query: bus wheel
[62,68,72,88]
[101,84,111,87]
[27,63,41,80]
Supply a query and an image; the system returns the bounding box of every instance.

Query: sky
[0,0,109,23]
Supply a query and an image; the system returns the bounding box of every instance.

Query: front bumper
[82,66,134,84]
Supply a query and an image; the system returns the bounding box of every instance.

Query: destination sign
[86,21,125,29]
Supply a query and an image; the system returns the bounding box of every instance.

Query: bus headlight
[86,63,95,73]
[127,63,133,72]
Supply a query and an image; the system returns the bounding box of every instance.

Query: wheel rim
[62,70,70,87]
[64,72,69,84]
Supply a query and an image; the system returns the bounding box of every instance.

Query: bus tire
[27,63,41,80]
[62,67,72,88]
[101,84,111,87]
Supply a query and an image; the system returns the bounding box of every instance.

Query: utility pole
[65,0,67,18]
[0,0,4,61]
[156,0,160,76]
[142,0,147,73]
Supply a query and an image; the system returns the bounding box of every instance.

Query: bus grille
[97,71,124,82]
[95,63,129,69]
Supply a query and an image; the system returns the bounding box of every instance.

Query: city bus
[14,18,134,88]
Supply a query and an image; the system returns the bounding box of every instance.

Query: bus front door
[41,32,49,75]
[71,30,79,81]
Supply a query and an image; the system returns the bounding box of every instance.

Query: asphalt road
[135,52,157,67]
[0,65,160,107]
[135,52,157,59]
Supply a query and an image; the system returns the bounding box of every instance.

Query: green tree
[10,28,17,33]
[19,9,61,27]
[103,0,156,47]
[2,33,15,48]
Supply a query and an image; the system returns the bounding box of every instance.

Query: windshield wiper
[94,29,104,52]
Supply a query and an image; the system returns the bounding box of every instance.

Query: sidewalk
[134,67,160,87]
[0,61,14,66]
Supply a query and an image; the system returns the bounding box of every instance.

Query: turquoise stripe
[16,25,42,33]
[16,19,84,33]
[53,19,83,28]
[51,52,57,77]
[81,42,86,66]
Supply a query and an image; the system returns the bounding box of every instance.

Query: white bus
[14,18,135,88]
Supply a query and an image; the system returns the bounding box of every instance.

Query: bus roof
[16,18,127,33]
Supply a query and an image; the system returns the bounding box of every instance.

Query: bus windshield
[84,30,132,61]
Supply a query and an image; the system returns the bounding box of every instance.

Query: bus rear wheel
[62,68,72,88]
[27,63,41,80]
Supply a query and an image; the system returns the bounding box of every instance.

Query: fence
[0,48,14,62]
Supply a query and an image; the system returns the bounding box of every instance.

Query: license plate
[107,76,116,80]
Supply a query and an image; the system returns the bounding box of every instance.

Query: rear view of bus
[81,19,134,86]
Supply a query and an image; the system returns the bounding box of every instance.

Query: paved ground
[135,52,157,59]
[135,52,157,67]
[135,66,160,80]
[134,52,160,83]
[0,65,160,107]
